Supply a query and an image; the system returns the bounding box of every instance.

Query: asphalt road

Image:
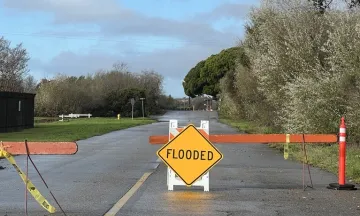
[1,111,359,216]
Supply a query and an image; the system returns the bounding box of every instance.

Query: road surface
[0,111,359,216]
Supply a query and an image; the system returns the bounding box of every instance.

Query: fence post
[327,117,357,190]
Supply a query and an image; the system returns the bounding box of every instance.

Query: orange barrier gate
[0,140,78,214]
[149,117,357,191]
[150,134,338,144]
[0,141,78,155]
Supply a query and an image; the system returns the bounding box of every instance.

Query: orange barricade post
[149,117,357,191]
[327,117,356,190]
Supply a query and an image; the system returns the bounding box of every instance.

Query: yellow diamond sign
[157,124,223,186]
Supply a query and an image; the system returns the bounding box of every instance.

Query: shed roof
[0,91,36,99]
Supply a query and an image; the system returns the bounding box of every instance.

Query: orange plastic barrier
[149,134,337,145]
[209,134,337,143]
[0,142,78,155]
[149,117,357,190]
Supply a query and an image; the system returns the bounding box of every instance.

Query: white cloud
[2,0,250,45]
[3,0,123,20]
[193,3,255,21]
[29,42,234,79]
[2,0,257,96]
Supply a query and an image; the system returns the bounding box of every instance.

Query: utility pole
[140,98,145,118]
[130,98,135,120]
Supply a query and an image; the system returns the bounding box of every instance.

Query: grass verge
[219,117,360,184]
[219,118,275,134]
[0,117,156,142]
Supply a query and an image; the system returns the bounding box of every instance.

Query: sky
[0,0,260,98]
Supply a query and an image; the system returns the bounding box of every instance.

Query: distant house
[0,91,36,133]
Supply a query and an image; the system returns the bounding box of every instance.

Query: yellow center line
[104,172,153,216]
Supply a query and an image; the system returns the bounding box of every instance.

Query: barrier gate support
[150,117,357,191]
[167,120,210,191]
[0,140,78,214]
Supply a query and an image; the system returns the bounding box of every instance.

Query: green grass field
[0,117,156,142]
[219,117,360,183]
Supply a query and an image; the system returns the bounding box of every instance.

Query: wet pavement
[1,111,359,216]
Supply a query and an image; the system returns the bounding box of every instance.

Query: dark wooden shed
[0,91,36,133]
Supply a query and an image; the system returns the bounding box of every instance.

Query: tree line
[183,0,360,145]
[0,37,173,117]
[35,66,164,117]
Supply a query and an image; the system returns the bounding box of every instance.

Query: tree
[0,36,30,92]
[35,63,165,117]
[182,60,206,98]
[308,0,360,12]
[182,47,245,98]
[158,94,177,110]
[106,88,146,117]
[310,0,332,13]
[112,61,129,72]
[22,75,37,93]
[346,0,360,8]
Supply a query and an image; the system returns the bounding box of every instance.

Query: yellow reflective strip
[2,150,56,213]
[284,134,290,160]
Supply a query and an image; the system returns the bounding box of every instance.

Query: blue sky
[0,0,260,97]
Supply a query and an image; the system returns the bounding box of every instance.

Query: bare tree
[112,61,129,72]
[0,36,30,92]
[346,0,360,8]
[22,75,37,93]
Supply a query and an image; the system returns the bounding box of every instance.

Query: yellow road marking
[104,172,152,216]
